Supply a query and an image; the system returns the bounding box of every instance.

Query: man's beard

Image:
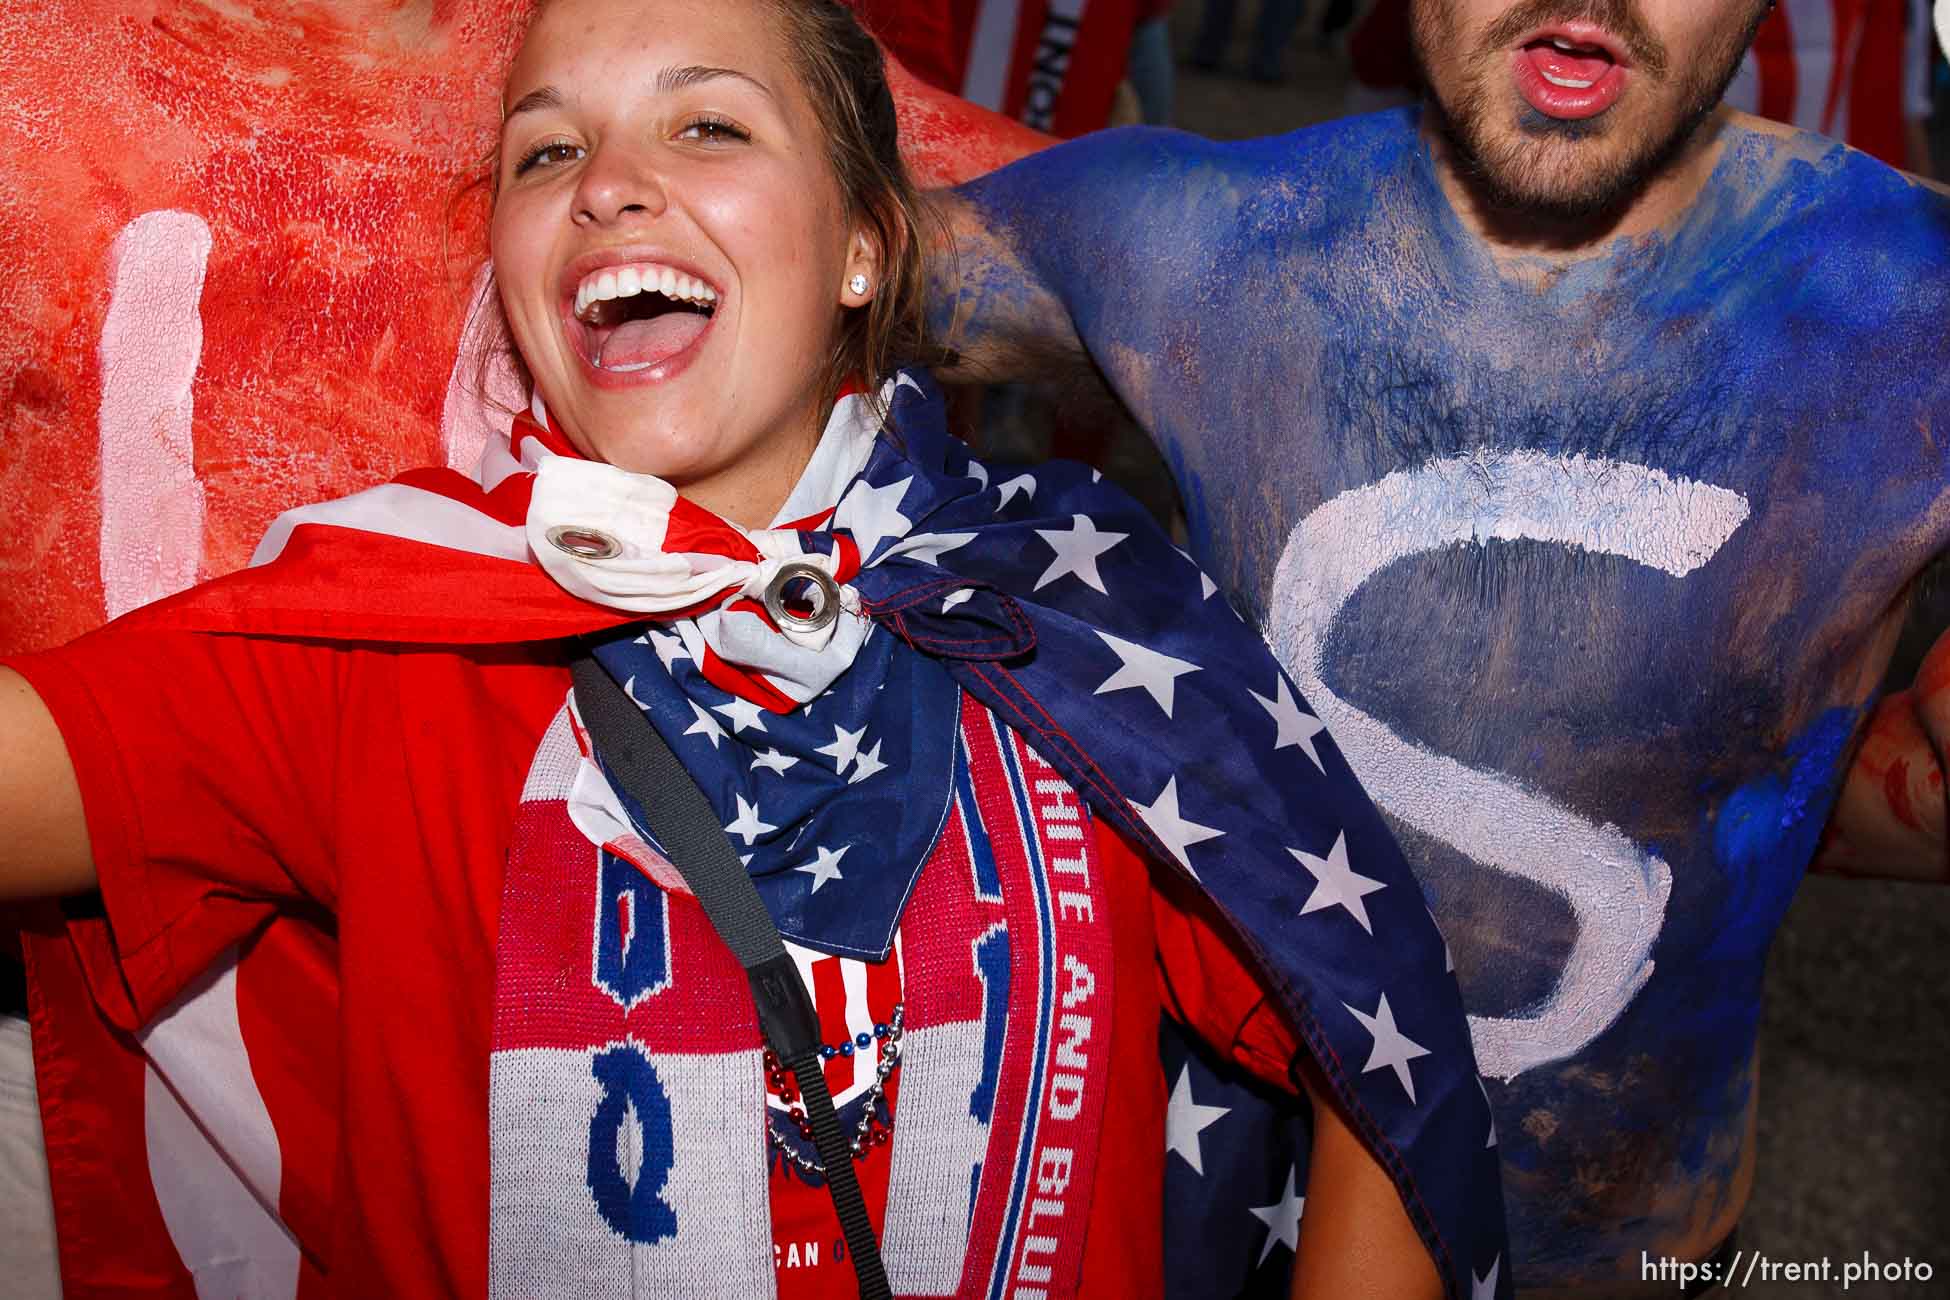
[1411,0,1769,223]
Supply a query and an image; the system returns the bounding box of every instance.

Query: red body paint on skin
[1882,755,1922,832]
[0,5,1049,658]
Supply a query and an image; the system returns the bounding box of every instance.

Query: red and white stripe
[1725,0,1932,168]
[248,381,927,712]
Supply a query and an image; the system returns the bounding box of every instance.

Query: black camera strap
[570,655,892,1300]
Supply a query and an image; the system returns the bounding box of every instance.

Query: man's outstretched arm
[924,126,1234,393]
[925,185,1089,384]
[1816,629,1950,883]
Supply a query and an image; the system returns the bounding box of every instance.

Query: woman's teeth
[574,264,719,320]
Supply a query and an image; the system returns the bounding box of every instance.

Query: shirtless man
[929,0,1950,1292]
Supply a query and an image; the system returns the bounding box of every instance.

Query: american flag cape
[26,370,1508,1297]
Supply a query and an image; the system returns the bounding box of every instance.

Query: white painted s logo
[1267,451,1748,1079]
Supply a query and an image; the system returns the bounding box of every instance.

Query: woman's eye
[512,141,584,176]
[678,116,751,144]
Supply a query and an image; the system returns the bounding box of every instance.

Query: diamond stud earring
[849,273,869,296]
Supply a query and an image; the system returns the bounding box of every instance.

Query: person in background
[851,0,966,93]
[1342,0,1422,110]
[1130,0,1181,124]
[0,942,57,1298]
[1722,0,1937,174]
[864,0,1145,137]
[1191,0,1310,82]
[1315,0,1364,52]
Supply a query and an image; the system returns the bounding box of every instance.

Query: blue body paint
[953,109,1950,1285]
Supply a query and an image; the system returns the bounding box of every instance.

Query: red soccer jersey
[11,624,1297,1297]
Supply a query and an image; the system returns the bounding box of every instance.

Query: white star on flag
[996,473,1037,511]
[1250,676,1327,773]
[836,475,913,561]
[896,531,976,565]
[683,700,726,750]
[1033,515,1129,595]
[712,696,769,736]
[1247,1166,1305,1265]
[942,588,977,612]
[848,739,889,784]
[644,627,691,674]
[795,844,849,893]
[724,795,778,846]
[963,459,990,490]
[1093,631,1200,718]
[1165,1063,1230,1174]
[1291,832,1387,935]
[1200,573,1217,599]
[1134,776,1224,878]
[816,723,867,775]
[1344,993,1432,1103]
[1474,1256,1501,1300]
[750,748,798,776]
[621,676,651,709]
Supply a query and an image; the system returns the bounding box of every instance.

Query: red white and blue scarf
[136,370,1509,1298]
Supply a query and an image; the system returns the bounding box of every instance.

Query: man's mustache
[1478,0,1670,80]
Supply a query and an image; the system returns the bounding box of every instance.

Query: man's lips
[1510,24,1630,120]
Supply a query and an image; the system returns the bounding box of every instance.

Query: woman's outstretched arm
[1291,1062,1444,1300]
[0,668,95,900]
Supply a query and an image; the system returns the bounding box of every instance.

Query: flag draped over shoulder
[41,371,1509,1298]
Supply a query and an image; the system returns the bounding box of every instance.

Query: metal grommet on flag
[764,560,841,633]
[545,525,621,560]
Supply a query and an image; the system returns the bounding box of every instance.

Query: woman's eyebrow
[503,68,770,122]
[504,85,565,120]
[655,64,774,100]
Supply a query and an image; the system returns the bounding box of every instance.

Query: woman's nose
[571,146,669,227]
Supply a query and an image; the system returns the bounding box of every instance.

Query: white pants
[0,1015,62,1298]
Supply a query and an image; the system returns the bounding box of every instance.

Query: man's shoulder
[1714,112,1950,276]
[1032,108,1422,198]
[1163,106,1425,189]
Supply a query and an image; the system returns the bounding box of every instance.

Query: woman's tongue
[596,311,710,371]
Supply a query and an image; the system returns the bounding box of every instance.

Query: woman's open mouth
[567,261,720,381]
[1511,29,1628,120]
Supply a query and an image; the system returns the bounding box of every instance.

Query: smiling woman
[0,0,1504,1295]
[489,0,899,521]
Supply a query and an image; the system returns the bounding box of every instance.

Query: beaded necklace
[763,1002,906,1173]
